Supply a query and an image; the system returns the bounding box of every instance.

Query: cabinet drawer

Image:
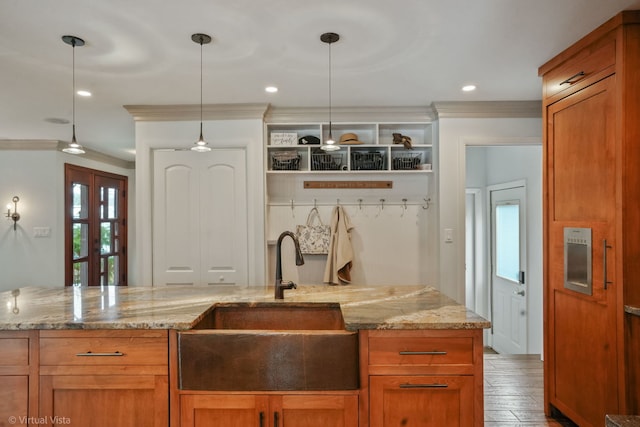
[40,331,167,366]
[543,35,615,100]
[0,338,29,366]
[369,336,473,366]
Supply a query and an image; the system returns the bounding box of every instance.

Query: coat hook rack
[422,197,431,210]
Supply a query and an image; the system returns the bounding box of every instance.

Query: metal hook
[380,199,385,210]
[290,199,295,217]
[401,198,407,218]
[313,198,317,209]
[337,198,340,206]
[422,197,431,210]
[358,198,363,210]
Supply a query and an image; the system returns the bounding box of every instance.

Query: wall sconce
[6,196,20,230]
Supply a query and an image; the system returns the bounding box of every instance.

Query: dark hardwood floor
[484,351,577,426]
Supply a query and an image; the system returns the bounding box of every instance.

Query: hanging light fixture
[320,32,340,152]
[191,33,212,152]
[61,35,85,155]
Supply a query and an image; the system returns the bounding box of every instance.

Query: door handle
[604,239,612,290]
[513,290,525,296]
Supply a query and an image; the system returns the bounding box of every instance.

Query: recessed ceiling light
[462,85,476,92]
[265,86,278,93]
[77,90,92,97]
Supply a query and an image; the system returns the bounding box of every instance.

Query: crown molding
[124,103,270,122]
[0,139,134,169]
[68,145,135,169]
[0,139,60,150]
[431,100,542,118]
[265,106,436,123]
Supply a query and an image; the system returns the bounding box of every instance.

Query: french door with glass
[65,164,128,286]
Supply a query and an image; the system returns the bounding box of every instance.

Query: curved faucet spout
[275,231,305,299]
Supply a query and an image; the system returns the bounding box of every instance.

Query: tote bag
[295,207,331,254]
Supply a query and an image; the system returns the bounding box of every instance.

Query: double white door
[153,149,248,286]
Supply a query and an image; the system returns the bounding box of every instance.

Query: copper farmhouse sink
[178,302,359,391]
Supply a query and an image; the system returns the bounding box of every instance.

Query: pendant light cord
[72,38,76,140]
[200,37,203,132]
[328,39,332,138]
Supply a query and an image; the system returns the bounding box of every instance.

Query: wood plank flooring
[484,351,577,426]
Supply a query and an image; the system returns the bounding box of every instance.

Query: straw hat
[339,133,365,145]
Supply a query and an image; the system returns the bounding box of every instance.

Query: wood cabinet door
[545,75,619,425]
[0,376,28,427]
[369,375,474,427]
[180,394,269,427]
[274,394,358,427]
[39,375,168,427]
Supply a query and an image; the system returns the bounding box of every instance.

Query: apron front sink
[178,302,358,391]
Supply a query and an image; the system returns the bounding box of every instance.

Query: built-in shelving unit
[266,122,433,174]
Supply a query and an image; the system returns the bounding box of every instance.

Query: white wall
[0,149,135,292]
[437,117,542,304]
[466,145,543,354]
[134,118,265,286]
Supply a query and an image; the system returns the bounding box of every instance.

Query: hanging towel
[323,205,354,285]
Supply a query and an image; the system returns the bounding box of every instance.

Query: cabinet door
[0,376,28,427]
[545,75,619,425]
[180,394,269,427]
[274,394,358,427]
[369,376,474,427]
[39,375,167,427]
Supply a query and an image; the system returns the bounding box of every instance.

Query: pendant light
[61,35,85,155]
[191,33,212,152]
[320,32,340,152]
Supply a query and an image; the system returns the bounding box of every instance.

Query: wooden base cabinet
[0,331,36,427]
[180,393,358,427]
[38,330,169,427]
[369,376,473,427]
[539,10,640,426]
[361,329,484,427]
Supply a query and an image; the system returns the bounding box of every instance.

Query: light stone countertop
[0,285,490,331]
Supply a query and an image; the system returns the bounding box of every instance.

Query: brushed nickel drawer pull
[399,351,447,356]
[559,71,585,85]
[400,383,449,389]
[76,351,124,357]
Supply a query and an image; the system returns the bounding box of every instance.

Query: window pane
[72,183,88,219]
[101,187,118,220]
[107,256,119,286]
[73,261,88,286]
[496,203,520,282]
[101,222,112,254]
[72,223,88,259]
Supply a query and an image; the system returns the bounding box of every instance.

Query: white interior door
[490,183,527,354]
[153,149,248,286]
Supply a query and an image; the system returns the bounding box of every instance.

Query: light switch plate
[33,227,51,238]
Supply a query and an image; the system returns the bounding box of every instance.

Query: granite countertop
[0,285,490,331]
[606,415,640,427]
[625,305,640,317]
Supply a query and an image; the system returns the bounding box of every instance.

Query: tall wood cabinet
[539,10,640,426]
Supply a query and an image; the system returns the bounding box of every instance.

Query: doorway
[64,164,128,286]
[465,144,542,354]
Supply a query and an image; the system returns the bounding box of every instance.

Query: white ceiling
[2,0,639,161]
